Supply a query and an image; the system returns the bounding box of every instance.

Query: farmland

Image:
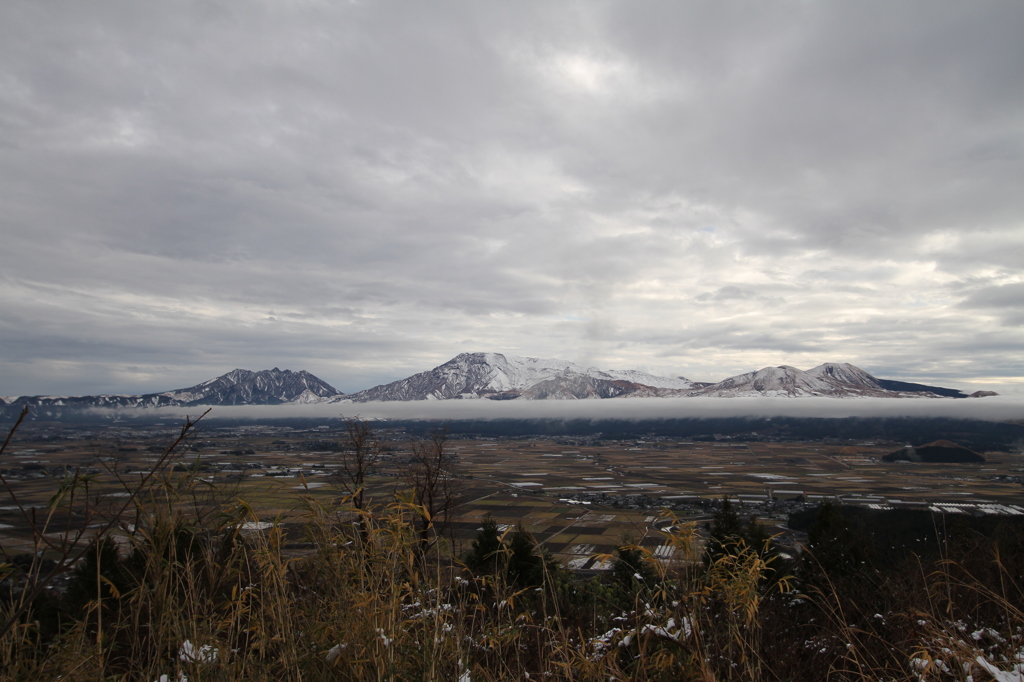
[3,417,1022,569]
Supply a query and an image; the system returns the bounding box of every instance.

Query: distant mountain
[513,374,638,400]
[159,368,340,406]
[692,362,969,398]
[588,368,696,391]
[873,378,971,399]
[338,352,696,402]
[968,390,999,398]
[337,354,971,402]
[1,354,986,414]
[1,368,342,414]
[883,440,985,463]
[694,365,835,398]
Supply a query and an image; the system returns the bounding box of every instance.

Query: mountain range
[0,368,339,413]
[338,352,696,402]
[332,353,983,402]
[1,352,993,414]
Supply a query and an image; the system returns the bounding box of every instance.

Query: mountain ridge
[1,353,991,414]
[334,353,978,403]
[337,352,699,402]
[1,368,341,413]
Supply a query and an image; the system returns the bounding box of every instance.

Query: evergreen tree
[611,543,656,595]
[506,525,545,588]
[63,536,133,610]
[804,502,873,580]
[705,497,780,585]
[464,515,501,574]
[704,496,745,564]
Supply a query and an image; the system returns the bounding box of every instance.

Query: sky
[2,1,1023,398]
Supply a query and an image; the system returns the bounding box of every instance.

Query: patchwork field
[2,419,1022,567]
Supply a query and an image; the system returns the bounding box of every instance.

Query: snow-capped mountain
[339,352,696,402]
[338,353,698,402]
[693,362,968,398]
[516,374,637,400]
[694,365,836,397]
[160,368,340,405]
[586,368,695,390]
[1,368,342,413]
[338,355,973,402]
[1,355,982,416]
[340,353,587,401]
[805,362,880,387]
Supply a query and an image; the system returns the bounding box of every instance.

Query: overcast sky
[2,1,1022,397]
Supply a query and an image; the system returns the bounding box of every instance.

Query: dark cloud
[1,1,1022,397]
[959,282,1024,311]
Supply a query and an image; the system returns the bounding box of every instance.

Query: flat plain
[2,419,1022,567]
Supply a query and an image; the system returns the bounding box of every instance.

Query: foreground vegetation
[1,410,1022,680]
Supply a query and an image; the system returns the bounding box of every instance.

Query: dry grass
[1,413,1022,681]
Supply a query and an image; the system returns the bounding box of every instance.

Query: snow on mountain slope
[516,374,638,400]
[694,363,950,398]
[163,368,341,405]
[472,353,583,391]
[695,365,836,397]
[2,356,981,417]
[587,368,695,390]
[343,352,696,402]
[2,368,342,414]
[343,354,975,402]
[805,362,883,389]
[342,353,582,402]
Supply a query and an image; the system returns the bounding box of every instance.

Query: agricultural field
[1,418,1022,568]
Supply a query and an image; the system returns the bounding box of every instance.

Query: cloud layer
[93,396,1024,425]
[2,1,1022,396]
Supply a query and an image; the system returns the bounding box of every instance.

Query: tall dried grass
[1,413,1022,681]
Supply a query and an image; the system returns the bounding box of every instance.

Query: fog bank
[92,396,1024,423]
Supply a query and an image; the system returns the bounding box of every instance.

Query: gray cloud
[959,282,1024,311]
[1,1,1022,397]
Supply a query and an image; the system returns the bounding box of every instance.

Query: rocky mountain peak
[164,367,342,406]
[341,352,692,402]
